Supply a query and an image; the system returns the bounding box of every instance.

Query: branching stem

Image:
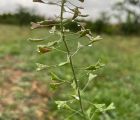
[60,0,86,119]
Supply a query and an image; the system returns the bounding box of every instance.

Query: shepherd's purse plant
[29,0,115,119]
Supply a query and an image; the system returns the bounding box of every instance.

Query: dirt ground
[0,55,53,120]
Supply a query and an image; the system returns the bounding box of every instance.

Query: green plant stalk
[60,0,85,118]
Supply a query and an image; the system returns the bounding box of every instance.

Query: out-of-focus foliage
[0,7,44,25]
[0,6,140,35]
[0,24,140,120]
[113,0,140,35]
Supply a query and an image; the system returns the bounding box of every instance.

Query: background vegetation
[0,24,140,120]
[0,4,140,35]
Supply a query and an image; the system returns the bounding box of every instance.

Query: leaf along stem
[60,0,86,119]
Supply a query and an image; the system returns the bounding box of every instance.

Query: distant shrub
[120,22,140,35]
[0,7,44,26]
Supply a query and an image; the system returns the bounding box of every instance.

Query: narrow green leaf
[94,104,106,112]
[94,103,115,112]
[50,82,62,90]
[85,65,96,71]
[33,0,44,3]
[58,55,70,67]
[72,95,79,101]
[38,20,48,24]
[72,7,81,20]
[71,81,76,89]
[105,103,115,111]
[89,73,97,81]
[30,22,41,29]
[50,72,61,81]
[36,63,48,71]
[28,38,44,42]
[55,101,70,110]
[93,36,102,41]
[85,61,105,71]
[86,108,92,119]
[78,42,84,49]
[79,29,91,37]
[58,61,69,67]
[87,36,102,46]
[47,41,59,47]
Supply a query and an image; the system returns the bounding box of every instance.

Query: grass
[0,24,140,120]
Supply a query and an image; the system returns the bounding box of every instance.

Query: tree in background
[0,6,44,25]
[114,0,140,34]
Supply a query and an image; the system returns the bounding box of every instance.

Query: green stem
[60,0,86,119]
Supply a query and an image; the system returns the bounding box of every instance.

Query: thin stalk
[60,0,86,119]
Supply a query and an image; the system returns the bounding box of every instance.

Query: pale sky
[0,0,117,20]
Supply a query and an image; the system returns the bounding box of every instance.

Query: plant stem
[60,0,86,119]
